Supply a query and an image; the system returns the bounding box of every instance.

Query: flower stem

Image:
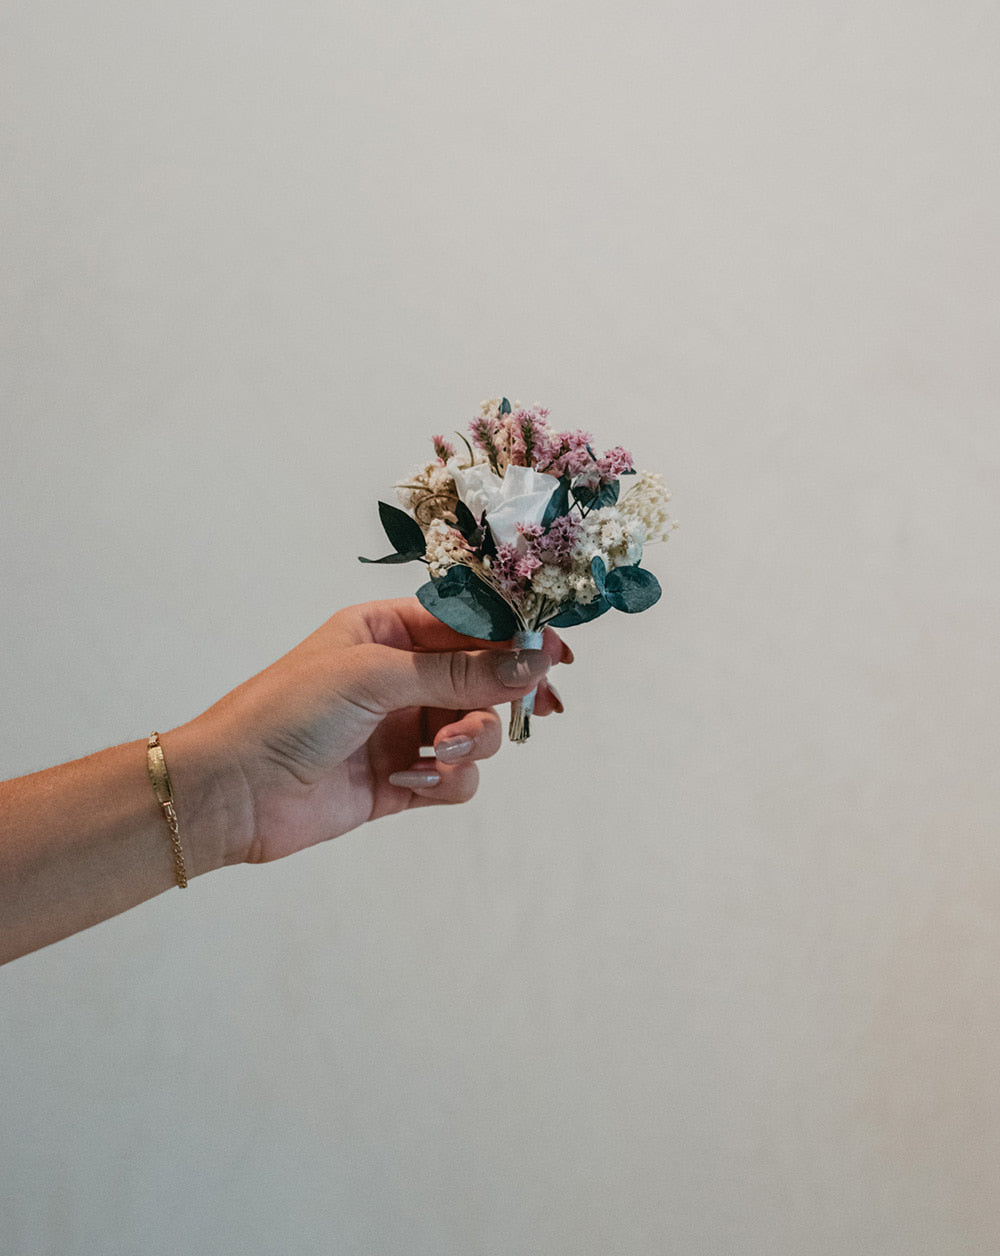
[508,628,544,744]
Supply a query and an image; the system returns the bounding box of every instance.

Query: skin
[0,598,571,965]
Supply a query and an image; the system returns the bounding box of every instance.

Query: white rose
[447,460,559,548]
[447,459,505,519]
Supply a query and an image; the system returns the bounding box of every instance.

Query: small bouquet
[361,398,676,742]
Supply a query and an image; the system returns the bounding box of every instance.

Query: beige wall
[3,2,999,1252]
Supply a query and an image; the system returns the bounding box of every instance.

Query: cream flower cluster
[621,471,676,544]
[423,517,471,579]
[395,460,457,525]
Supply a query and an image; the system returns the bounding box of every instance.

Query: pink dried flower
[541,429,595,480]
[515,552,542,581]
[537,514,580,566]
[432,434,456,463]
[469,415,502,469]
[490,543,521,594]
[596,445,634,480]
[506,406,552,468]
[516,522,545,543]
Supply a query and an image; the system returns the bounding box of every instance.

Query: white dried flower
[578,506,643,571]
[395,460,459,526]
[423,518,471,579]
[531,564,573,603]
[621,471,676,543]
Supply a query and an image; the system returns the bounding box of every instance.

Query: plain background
[3,2,999,1252]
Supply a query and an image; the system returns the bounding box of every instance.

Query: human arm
[0,598,568,964]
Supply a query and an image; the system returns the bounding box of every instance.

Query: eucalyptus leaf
[590,554,607,594]
[500,397,512,415]
[416,570,518,640]
[358,551,424,564]
[547,596,611,628]
[435,563,473,596]
[573,480,620,511]
[593,480,620,508]
[604,565,661,613]
[378,501,426,556]
[541,476,571,527]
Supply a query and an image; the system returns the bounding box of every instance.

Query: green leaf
[435,564,473,596]
[573,480,620,511]
[604,565,661,613]
[452,498,479,541]
[547,596,611,628]
[378,501,426,556]
[500,397,512,415]
[358,550,424,564]
[594,480,620,507]
[541,476,571,527]
[416,568,518,640]
[590,554,607,594]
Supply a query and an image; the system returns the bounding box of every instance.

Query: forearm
[0,724,239,964]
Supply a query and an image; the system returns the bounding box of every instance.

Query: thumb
[345,643,552,716]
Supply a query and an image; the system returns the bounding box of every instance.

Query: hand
[183,598,571,865]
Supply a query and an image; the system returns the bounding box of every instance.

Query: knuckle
[445,649,474,702]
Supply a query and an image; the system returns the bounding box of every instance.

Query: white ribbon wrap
[508,629,544,744]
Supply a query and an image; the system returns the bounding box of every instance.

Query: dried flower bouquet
[361,398,676,742]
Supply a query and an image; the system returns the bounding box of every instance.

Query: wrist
[159,715,254,874]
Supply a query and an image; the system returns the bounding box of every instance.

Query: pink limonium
[540,429,597,482]
[596,445,635,480]
[536,513,580,565]
[489,543,521,596]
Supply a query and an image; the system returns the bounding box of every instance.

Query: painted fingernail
[435,736,474,764]
[495,649,551,688]
[388,770,441,789]
[560,640,575,664]
[546,680,564,713]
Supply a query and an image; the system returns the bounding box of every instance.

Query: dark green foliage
[573,480,620,511]
[358,500,427,564]
[604,565,662,613]
[541,476,572,527]
[548,596,611,627]
[416,565,519,640]
[378,501,426,555]
[359,551,424,564]
[452,498,479,541]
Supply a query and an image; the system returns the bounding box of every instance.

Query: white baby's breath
[621,471,677,543]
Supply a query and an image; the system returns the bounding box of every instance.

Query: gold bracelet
[146,733,189,889]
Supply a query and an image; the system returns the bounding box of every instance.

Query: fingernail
[495,649,551,688]
[435,736,474,764]
[560,640,575,664]
[388,770,441,789]
[546,679,564,713]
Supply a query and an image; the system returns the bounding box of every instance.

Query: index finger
[343,597,574,665]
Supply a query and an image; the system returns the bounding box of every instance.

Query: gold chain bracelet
[146,733,189,889]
